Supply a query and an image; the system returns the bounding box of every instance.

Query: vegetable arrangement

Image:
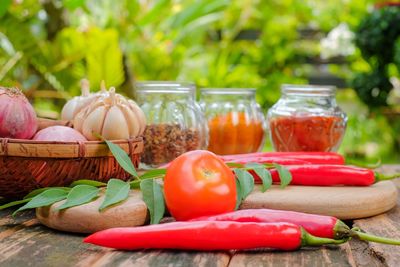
[3,141,400,252]
[0,144,292,222]
[84,148,400,251]
[1,88,399,253]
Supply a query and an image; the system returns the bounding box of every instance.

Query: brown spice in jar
[141,124,201,166]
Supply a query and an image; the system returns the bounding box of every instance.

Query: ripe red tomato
[164,150,237,221]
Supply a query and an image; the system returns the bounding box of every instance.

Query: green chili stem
[301,228,349,247]
[346,158,382,169]
[375,172,400,182]
[351,228,400,245]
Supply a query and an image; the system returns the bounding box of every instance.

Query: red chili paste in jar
[269,116,345,152]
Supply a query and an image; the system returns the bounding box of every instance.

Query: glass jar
[135,82,208,168]
[267,84,347,152]
[200,88,266,155]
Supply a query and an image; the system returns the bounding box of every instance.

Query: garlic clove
[74,100,105,132]
[82,106,107,140]
[119,103,140,138]
[73,95,99,117]
[102,106,130,140]
[61,99,79,121]
[61,78,93,121]
[128,99,147,135]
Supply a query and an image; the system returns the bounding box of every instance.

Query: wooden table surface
[1,165,400,267]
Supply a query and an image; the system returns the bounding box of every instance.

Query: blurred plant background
[0,0,399,162]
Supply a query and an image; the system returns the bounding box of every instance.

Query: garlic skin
[61,79,100,121]
[74,88,146,140]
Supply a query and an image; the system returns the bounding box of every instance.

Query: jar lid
[135,81,195,94]
[281,84,336,96]
[201,88,256,95]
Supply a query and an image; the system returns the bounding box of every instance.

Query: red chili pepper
[224,156,312,166]
[221,152,345,165]
[253,165,399,186]
[84,221,346,251]
[191,209,338,238]
[190,209,400,245]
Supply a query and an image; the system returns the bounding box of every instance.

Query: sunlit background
[0,0,399,162]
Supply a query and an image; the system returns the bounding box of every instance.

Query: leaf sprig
[231,162,292,209]
[0,140,292,224]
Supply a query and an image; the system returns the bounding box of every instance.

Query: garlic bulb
[73,87,146,140]
[61,79,100,121]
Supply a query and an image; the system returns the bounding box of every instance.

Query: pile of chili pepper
[222,151,399,186]
[84,209,400,251]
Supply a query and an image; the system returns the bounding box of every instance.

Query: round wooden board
[36,190,148,233]
[37,181,398,233]
[241,181,398,220]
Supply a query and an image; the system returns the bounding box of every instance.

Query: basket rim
[0,137,144,158]
[0,137,142,145]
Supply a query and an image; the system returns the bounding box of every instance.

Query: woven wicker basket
[0,136,143,199]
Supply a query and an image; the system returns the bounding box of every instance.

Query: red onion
[33,126,87,142]
[0,87,38,139]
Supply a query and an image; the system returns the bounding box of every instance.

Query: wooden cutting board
[37,181,398,233]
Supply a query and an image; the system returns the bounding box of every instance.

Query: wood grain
[351,166,400,267]
[241,181,397,219]
[229,245,356,267]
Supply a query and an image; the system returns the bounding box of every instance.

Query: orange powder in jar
[269,116,345,152]
[207,112,264,155]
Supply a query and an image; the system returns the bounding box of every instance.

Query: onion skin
[0,87,38,139]
[33,126,87,142]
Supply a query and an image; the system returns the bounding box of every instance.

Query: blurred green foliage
[353,6,400,107]
[0,0,399,162]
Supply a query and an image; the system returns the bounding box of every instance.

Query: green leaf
[105,140,139,178]
[226,162,244,168]
[63,0,85,10]
[13,189,69,216]
[23,187,70,199]
[0,198,32,211]
[99,179,130,211]
[129,180,141,189]
[57,185,99,210]
[244,162,272,192]
[0,0,11,18]
[234,169,254,200]
[139,169,167,180]
[138,0,169,26]
[255,168,272,192]
[244,162,265,169]
[273,164,292,188]
[140,179,165,224]
[70,180,107,187]
[234,178,242,210]
[86,28,124,88]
